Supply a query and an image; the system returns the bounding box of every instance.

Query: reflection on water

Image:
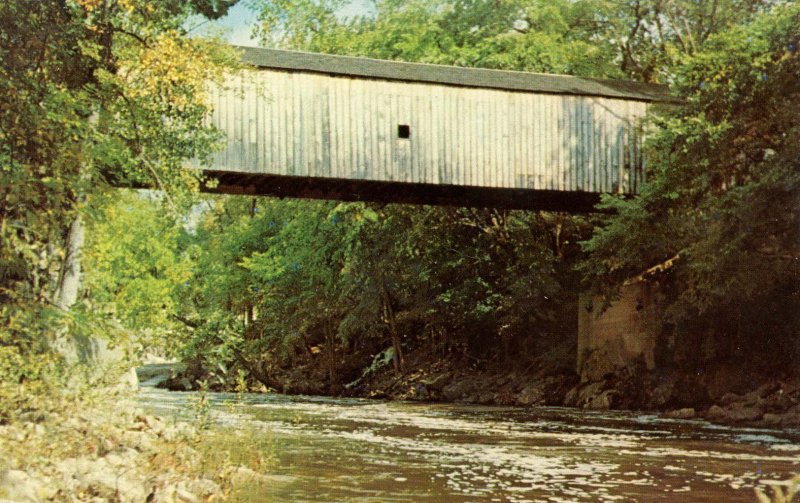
[138,387,800,502]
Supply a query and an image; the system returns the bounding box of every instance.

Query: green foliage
[81,190,194,353]
[0,0,241,392]
[162,194,587,385]
[581,3,800,363]
[254,0,621,77]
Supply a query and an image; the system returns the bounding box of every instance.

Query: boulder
[476,391,495,405]
[571,381,606,408]
[648,381,676,409]
[706,405,727,421]
[441,380,475,402]
[184,478,221,498]
[586,389,617,410]
[726,405,764,423]
[516,383,546,406]
[705,404,763,424]
[664,408,696,419]
[0,469,55,503]
[779,411,800,428]
[719,392,743,406]
[421,373,451,393]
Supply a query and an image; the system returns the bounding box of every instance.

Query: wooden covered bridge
[202,47,674,211]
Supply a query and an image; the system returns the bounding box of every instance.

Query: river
[138,386,800,502]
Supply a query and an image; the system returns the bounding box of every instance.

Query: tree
[253,0,622,76]
[0,0,239,367]
[580,3,800,367]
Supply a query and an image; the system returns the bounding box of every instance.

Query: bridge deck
[201,47,674,211]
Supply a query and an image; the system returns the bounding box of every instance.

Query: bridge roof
[238,46,676,103]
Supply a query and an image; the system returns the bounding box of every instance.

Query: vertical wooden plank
[479,95,487,187]
[267,71,278,174]
[371,83,380,181]
[461,91,469,186]
[533,94,541,189]
[229,74,240,170]
[282,71,291,175]
[361,79,371,180]
[466,92,474,187]
[357,79,367,180]
[439,88,446,184]
[601,99,607,193]
[365,82,375,181]
[509,93,516,189]
[337,77,347,179]
[497,91,506,188]
[575,96,589,192]
[490,92,497,188]
[432,88,442,185]
[583,97,591,192]
[502,91,511,189]
[470,94,478,187]
[624,100,633,194]
[540,94,548,190]
[412,91,421,185]
[211,81,222,169]
[551,95,558,191]
[445,88,452,184]
[382,91,392,181]
[565,95,573,192]
[482,95,490,187]
[510,93,523,189]
[431,87,440,185]
[482,92,489,187]
[575,97,583,191]
[611,100,620,193]
[548,94,557,191]
[388,89,398,181]
[621,100,628,193]
[593,99,603,193]
[341,78,352,179]
[467,93,474,186]
[348,78,358,179]
[455,92,464,186]
[320,75,331,178]
[309,75,319,178]
[297,75,307,177]
[256,73,265,174]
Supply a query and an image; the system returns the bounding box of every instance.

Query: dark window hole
[398,124,411,139]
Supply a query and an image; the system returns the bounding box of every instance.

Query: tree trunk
[325,323,337,385]
[54,214,84,310]
[381,285,404,373]
[51,212,109,364]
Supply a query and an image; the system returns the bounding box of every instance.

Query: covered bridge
[202,47,674,211]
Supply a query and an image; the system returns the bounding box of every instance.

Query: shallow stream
[138,386,800,502]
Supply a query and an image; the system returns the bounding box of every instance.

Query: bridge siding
[207,69,649,195]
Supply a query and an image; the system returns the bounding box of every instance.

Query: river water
[138,386,800,502]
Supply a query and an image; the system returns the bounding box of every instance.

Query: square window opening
[397,124,411,139]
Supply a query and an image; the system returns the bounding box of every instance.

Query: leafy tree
[253,0,621,77]
[82,191,193,353]
[580,3,800,367]
[0,0,239,369]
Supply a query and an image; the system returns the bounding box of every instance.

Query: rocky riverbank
[0,372,275,502]
[159,345,800,431]
[344,348,800,430]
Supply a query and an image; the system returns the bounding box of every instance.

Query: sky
[188,0,376,47]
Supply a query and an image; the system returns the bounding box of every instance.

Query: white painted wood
[206,68,650,195]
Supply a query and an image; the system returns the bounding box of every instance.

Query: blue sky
[188,1,375,47]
